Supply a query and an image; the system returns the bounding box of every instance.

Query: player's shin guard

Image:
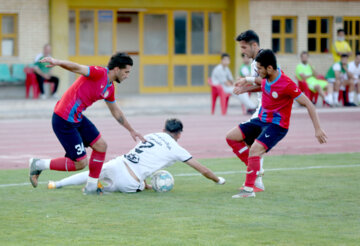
[50,157,77,171]
[88,150,106,179]
[226,138,249,166]
[244,156,261,188]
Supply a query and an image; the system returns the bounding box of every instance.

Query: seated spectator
[325,54,356,107]
[34,44,59,99]
[348,51,360,105]
[295,51,330,106]
[211,53,256,114]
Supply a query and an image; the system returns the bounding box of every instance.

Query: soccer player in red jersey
[29,52,145,194]
[231,49,327,199]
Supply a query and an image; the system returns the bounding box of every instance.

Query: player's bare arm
[185,158,225,184]
[233,77,261,95]
[296,94,327,144]
[106,101,145,142]
[40,57,89,76]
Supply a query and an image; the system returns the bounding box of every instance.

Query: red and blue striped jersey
[54,66,115,123]
[258,69,302,129]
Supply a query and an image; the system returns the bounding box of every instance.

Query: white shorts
[100,156,144,193]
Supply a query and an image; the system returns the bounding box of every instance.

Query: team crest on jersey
[272,91,278,98]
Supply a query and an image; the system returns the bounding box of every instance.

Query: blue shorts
[52,113,100,161]
[239,118,288,152]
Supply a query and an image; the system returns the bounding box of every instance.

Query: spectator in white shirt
[211,53,256,114]
[348,51,360,104]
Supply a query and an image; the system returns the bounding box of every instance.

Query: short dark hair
[300,51,308,56]
[108,52,133,70]
[236,30,260,45]
[337,28,345,34]
[255,49,277,70]
[356,51,360,56]
[165,118,183,134]
[221,53,230,59]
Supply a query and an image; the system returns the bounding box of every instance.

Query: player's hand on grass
[40,57,59,67]
[217,177,226,185]
[130,130,146,142]
[315,128,327,144]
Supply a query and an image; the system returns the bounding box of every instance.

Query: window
[69,9,116,56]
[307,17,332,53]
[0,14,17,56]
[344,17,360,56]
[271,16,297,54]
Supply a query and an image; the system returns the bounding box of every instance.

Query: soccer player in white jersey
[47,119,226,193]
[225,30,266,192]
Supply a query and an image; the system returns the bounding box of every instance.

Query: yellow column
[233,0,250,77]
[49,0,69,96]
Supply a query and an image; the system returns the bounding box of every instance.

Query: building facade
[0,0,359,96]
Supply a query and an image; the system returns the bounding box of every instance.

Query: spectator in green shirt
[34,44,59,99]
[238,53,251,78]
[295,51,330,106]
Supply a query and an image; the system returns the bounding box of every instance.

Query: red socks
[50,157,77,171]
[88,150,106,179]
[226,138,249,166]
[245,156,261,188]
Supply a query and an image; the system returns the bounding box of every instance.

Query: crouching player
[47,119,226,193]
[230,50,327,199]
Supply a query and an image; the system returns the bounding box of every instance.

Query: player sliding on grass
[231,50,327,199]
[46,119,225,193]
[29,52,145,195]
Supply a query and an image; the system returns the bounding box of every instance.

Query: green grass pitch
[0,153,359,245]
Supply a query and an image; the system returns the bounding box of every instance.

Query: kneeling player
[230,50,327,199]
[47,119,226,193]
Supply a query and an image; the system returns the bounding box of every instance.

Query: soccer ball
[151,170,174,192]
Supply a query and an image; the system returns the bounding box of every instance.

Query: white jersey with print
[124,132,192,182]
[250,59,262,119]
[349,61,360,83]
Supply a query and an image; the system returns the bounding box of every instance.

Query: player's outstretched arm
[233,77,261,95]
[105,101,145,142]
[39,57,89,76]
[296,94,327,144]
[185,158,225,184]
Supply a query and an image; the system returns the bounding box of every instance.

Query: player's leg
[233,123,288,198]
[78,116,107,194]
[226,123,256,166]
[48,171,89,189]
[29,113,87,188]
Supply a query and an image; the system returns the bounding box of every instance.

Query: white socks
[36,159,51,170]
[56,171,89,188]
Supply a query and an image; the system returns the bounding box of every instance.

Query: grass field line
[1,163,360,188]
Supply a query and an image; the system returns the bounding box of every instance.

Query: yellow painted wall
[50,0,250,94]
[50,0,69,95]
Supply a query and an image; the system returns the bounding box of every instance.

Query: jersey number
[75,143,85,155]
[125,141,154,164]
[134,141,154,154]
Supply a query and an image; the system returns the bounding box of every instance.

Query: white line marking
[174,164,360,177]
[1,164,360,188]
